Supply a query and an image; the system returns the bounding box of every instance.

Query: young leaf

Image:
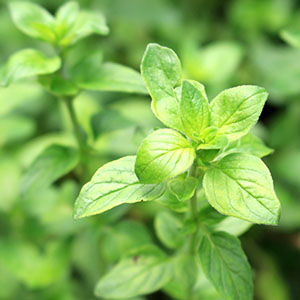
[0,49,61,87]
[224,132,273,158]
[156,188,188,212]
[154,211,184,249]
[203,153,281,225]
[95,245,172,299]
[55,2,79,28]
[141,43,184,132]
[180,80,210,140]
[21,144,79,197]
[56,9,109,47]
[168,177,198,202]
[74,156,165,219]
[198,231,253,300]
[72,57,147,94]
[210,85,268,142]
[9,1,55,42]
[197,127,229,150]
[135,129,195,184]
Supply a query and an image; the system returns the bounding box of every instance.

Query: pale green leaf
[168,177,197,202]
[224,133,273,158]
[56,2,79,27]
[210,85,268,142]
[135,129,195,184]
[214,217,252,237]
[95,245,172,299]
[74,156,165,219]
[180,80,210,140]
[9,1,55,42]
[154,211,184,249]
[54,2,79,43]
[73,59,147,94]
[59,10,109,46]
[0,116,35,146]
[197,127,229,150]
[141,43,184,132]
[203,153,281,225]
[0,49,61,87]
[198,231,253,300]
[21,144,79,196]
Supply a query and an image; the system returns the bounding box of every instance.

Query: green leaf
[0,116,36,146]
[135,129,195,184]
[203,153,281,225]
[224,133,273,158]
[55,2,79,28]
[55,5,109,47]
[154,211,184,249]
[214,217,252,237]
[0,238,70,289]
[168,177,197,202]
[198,231,253,300]
[141,43,184,132]
[101,220,152,263]
[180,80,210,140]
[156,188,188,212]
[9,1,55,42]
[95,245,172,299]
[21,144,79,196]
[72,56,147,94]
[210,85,268,142]
[184,41,243,84]
[39,74,78,96]
[0,49,61,87]
[164,254,199,299]
[197,127,229,150]
[280,28,300,49]
[74,156,165,219]
[64,10,109,45]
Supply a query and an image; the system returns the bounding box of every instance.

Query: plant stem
[62,96,86,156]
[187,159,200,255]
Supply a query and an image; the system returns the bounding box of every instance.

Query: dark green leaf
[199,231,253,300]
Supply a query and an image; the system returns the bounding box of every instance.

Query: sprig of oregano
[74,43,281,300]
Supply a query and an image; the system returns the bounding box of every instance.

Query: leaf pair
[9,2,109,47]
[141,43,268,147]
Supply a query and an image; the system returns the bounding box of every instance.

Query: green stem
[187,159,200,255]
[62,96,86,156]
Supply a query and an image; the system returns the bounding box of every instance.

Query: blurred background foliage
[0,0,299,299]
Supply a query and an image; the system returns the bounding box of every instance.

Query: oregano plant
[74,43,281,299]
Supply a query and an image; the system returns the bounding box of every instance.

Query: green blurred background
[0,0,300,299]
